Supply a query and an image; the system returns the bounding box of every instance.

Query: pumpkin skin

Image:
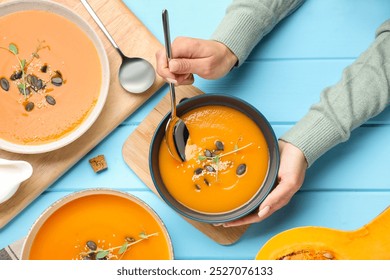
[256,207,390,260]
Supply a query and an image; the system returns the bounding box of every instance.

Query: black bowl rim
[149,94,280,223]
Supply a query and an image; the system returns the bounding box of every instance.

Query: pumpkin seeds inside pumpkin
[236,163,247,176]
[45,95,56,105]
[0,78,9,91]
[204,178,210,186]
[195,184,201,191]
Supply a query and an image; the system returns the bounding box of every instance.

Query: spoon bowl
[0,159,33,204]
[165,116,189,162]
[119,57,156,93]
[162,9,189,161]
[81,0,155,94]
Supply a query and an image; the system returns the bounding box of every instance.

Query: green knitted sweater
[211,0,390,166]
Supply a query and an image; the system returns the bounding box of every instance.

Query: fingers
[221,181,296,228]
[155,48,175,81]
[155,48,197,85]
[155,36,237,84]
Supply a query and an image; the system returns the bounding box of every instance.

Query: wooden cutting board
[122,86,250,245]
[0,0,165,228]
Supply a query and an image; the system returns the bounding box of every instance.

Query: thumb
[169,58,200,75]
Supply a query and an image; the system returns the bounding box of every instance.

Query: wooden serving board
[122,85,250,245]
[0,0,165,228]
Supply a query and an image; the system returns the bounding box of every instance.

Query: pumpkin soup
[28,193,172,260]
[158,105,269,213]
[0,10,102,145]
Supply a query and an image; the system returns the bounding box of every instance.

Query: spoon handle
[81,0,125,58]
[162,9,176,118]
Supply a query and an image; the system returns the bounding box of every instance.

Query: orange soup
[0,10,102,145]
[28,194,172,260]
[158,105,269,213]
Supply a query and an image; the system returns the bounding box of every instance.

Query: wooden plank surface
[0,0,165,228]
[122,85,250,245]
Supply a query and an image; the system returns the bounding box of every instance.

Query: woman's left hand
[220,140,308,227]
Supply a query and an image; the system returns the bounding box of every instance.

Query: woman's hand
[156,37,238,85]
[221,140,308,227]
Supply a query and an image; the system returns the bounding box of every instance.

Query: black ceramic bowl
[149,94,279,224]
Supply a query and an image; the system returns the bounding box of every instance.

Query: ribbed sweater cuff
[211,12,270,66]
[280,111,344,167]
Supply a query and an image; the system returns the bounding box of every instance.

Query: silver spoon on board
[162,9,189,162]
[81,0,155,94]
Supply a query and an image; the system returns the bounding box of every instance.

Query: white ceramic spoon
[0,159,33,204]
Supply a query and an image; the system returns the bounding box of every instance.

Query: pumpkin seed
[323,252,334,259]
[45,95,56,105]
[36,79,44,90]
[40,64,48,73]
[236,163,247,176]
[26,74,33,85]
[204,165,216,172]
[194,168,203,175]
[204,178,210,186]
[204,149,212,157]
[19,86,31,96]
[195,184,201,191]
[86,240,97,251]
[51,76,63,86]
[10,71,22,80]
[215,140,224,151]
[30,75,38,87]
[0,78,9,91]
[25,101,34,112]
[125,236,136,243]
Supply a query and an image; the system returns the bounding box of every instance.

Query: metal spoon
[162,9,189,162]
[81,0,155,94]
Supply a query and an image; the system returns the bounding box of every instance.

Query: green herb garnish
[80,231,158,260]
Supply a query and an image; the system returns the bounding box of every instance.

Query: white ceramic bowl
[21,188,174,260]
[0,0,109,154]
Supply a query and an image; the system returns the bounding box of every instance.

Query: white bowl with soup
[0,0,109,153]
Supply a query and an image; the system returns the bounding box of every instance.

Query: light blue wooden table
[1,0,390,259]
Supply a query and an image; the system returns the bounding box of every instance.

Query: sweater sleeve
[280,20,390,167]
[210,0,305,66]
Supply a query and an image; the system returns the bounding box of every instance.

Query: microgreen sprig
[80,231,159,260]
[198,142,253,162]
[197,142,253,182]
[1,43,27,98]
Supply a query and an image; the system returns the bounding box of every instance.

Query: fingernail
[213,223,223,227]
[169,60,179,72]
[166,78,177,84]
[258,205,270,218]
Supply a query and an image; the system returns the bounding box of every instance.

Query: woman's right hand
[155,37,238,85]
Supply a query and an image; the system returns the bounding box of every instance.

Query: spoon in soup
[162,9,189,162]
[81,0,155,94]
